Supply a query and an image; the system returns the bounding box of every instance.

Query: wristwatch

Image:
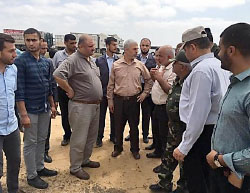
[214,153,223,168]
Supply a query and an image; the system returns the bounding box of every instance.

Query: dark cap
[170,50,189,64]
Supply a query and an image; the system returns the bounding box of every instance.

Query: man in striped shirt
[15,28,58,189]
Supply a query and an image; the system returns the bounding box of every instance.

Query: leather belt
[71,99,101,104]
[114,94,139,101]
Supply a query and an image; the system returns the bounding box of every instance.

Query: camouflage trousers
[158,121,187,191]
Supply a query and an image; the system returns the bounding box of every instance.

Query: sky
[1,0,250,47]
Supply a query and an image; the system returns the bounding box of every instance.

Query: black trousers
[45,118,51,153]
[210,168,250,193]
[97,96,115,141]
[141,95,155,138]
[114,95,140,153]
[152,104,169,155]
[58,86,71,140]
[0,129,21,193]
[183,124,214,193]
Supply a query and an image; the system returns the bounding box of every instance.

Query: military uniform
[157,77,188,192]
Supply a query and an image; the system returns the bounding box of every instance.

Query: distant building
[55,32,124,54]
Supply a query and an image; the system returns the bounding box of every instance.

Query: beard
[141,50,149,55]
[219,52,232,71]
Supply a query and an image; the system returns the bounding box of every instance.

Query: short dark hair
[220,22,250,57]
[105,37,117,46]
[185,37,210,49]
[23,28,41,39]
[0,33,15,51]
[205,28,213,42]
[140,38,151,45]
[64,34,76,42]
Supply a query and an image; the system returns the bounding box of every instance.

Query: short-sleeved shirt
[53,50,103,101]
[151,64,176,105]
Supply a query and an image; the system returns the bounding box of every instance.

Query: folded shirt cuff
[223,153,244,179]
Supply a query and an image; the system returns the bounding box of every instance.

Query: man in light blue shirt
[0,33,21,193]
[173,26,230,193]
[207,23,250,193]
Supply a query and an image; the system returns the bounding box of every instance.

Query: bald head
[158,45,175,66]
[78,34,95,57]
[78,34,92,46]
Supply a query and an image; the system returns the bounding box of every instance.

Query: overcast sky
[1,0,250,47]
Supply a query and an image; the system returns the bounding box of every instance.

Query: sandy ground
[2,112,179,193]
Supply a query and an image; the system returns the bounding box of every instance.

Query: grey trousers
[0,129,21,193]
[68,101,100,173]
[23,112,50,179]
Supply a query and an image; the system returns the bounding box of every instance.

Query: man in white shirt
[173,26,230,193]
[147,46,176,159]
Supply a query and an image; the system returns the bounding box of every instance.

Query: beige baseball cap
[181,26,207,49]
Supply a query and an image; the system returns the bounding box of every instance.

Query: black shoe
[125,135,130,141]
[149,184,169,192]
[44,153,52,163]
[61,139,70,146]
[132,152,140,160]
[37,167,58,177]
[145,143,155,150]
[111,150,122,157]
[153,165,163,173]
[27,176,48,189]
[146,152,161,158]
[143,136,149,143]
[95,139,103,148]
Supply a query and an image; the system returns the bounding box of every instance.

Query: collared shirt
[212,68,250,178]
[151,64,176,105]
[106,54,115,76]
[140,54,148,64]
[107,57,153,103]
[53,50,103,101]
[178,53,230,155]
[15,52,53,114]
[52,49,69,69]
[0,64,18,135]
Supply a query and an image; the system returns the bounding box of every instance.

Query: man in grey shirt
[53,34,103,180]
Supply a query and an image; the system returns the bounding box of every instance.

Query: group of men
[0,22,250,193]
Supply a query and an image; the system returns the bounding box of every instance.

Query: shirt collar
[118,56,136,65]
[190,53,214,67]
[106,54,114,59]
[231,68,250,83]
[140,53,149,60]
[63,49,70,57]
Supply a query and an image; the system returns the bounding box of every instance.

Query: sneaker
[27,176,48,189]
[61,139,70,146]
[37,167,58,177]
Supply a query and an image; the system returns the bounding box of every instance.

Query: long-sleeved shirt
[178,53,230,155]
[0,64,18,135]
[15,52,53,114]
[107,57,153,105]
[212,68,250,179]
[151,64,176,105]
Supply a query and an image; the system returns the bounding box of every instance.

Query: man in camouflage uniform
[150,50,191,193]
